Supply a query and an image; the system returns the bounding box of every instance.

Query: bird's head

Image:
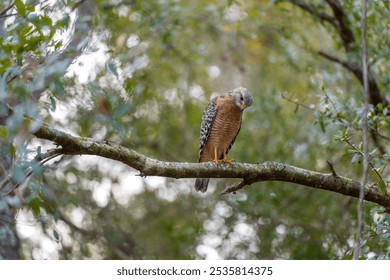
[229,87,253,111]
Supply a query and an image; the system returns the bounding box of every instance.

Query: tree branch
[317,51,386,107]
[289,0,389,107]
[32,124,390,212]
[0,1,15,17]
[324,0,356,53]
[290,0,336,26]
[317,51,357,73]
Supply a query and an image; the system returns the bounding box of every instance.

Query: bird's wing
[198,96,218,160]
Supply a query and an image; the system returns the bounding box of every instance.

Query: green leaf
[11,164,26,183]
[40,15,53,26]
[113,103,132,118]
[50,96,57,112]
[15,0,27,17]
[10,144,16,159]
[351,153,360,164]
[379,180,388,196]
[124,78,134,93]
[57,14,70,28]
[320,117,326,133]
[107,62,119,76]
[0,127,8,139]
[36,146,42,157]
[342,127,348,139]
[29,199,41,216]
[53,210,61,222]
[53,229,60,243]
[294,103,299,113]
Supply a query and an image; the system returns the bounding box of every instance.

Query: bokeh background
[0,0,389,259]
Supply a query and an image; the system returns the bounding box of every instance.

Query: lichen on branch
[33,123,390,212]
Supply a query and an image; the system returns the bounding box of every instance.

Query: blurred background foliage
[0,0,389,259]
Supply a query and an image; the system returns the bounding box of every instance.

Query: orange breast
[199,96,242,162]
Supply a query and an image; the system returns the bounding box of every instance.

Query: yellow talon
[222,152,234,164]
[222,158,235,164]
[212,148,234,164]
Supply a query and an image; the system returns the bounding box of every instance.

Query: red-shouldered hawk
[195,87,253,192]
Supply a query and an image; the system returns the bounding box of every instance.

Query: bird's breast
[207,102,242,154]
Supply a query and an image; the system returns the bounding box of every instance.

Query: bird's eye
[240,95,244,101]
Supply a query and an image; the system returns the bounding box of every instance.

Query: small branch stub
[327,160,340,178]
[221,179,252,195]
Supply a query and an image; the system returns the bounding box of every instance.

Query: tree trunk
[0,204,20,259]
[0,149,21,259]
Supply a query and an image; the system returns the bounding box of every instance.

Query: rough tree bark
[31,123,390,212]
[0,143,20,260]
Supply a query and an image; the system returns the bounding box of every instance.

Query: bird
[194,87,253,192]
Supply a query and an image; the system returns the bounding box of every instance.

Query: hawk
[195,87,253,192]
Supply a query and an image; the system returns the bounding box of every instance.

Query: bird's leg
[222,151,235,164]
[212,147,222,163]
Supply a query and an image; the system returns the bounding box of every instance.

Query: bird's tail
[194,178,210,192]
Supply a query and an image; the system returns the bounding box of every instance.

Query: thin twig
[353,0,369,260]
[0,1,15,16]
[321,88,337,110]
[0,173,12,191]
[59,213,89,235]
[281,93,315,111]
[0,13,17,18]
[373,129,390,141]
[221,179,253,195]
[344,138,384,184]
[370,130,387,156]
[0,150,63,197]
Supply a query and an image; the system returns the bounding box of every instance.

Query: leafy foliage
[0,0,389,259]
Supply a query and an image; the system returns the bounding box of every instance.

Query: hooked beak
[240,104,248,111]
